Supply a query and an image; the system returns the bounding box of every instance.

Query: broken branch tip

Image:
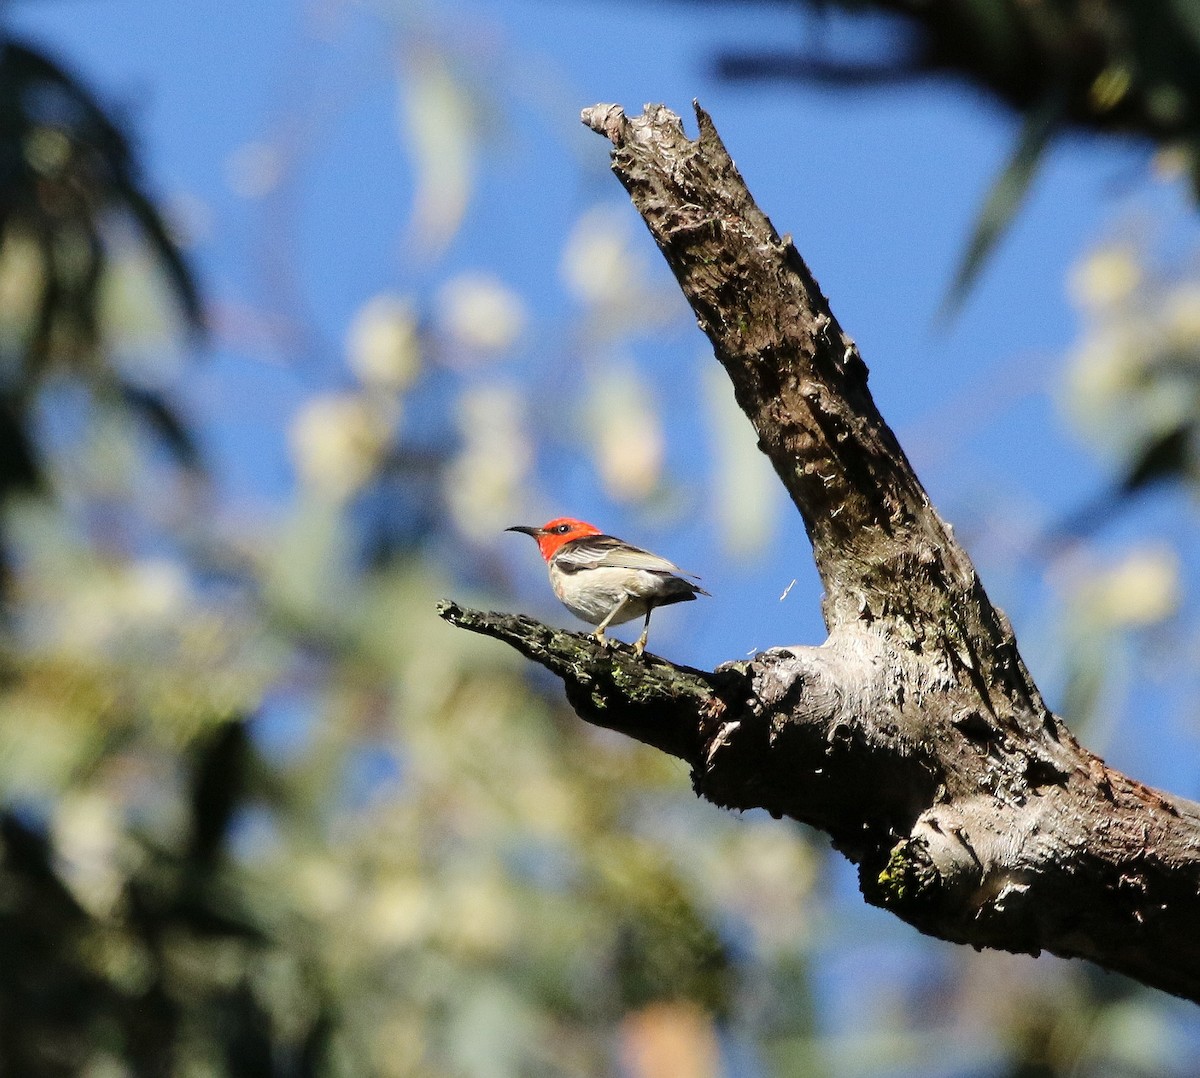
[581,103,627,141]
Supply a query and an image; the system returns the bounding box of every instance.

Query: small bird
[507,517,708,656]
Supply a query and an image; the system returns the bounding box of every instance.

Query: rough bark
[440,102,1200,1003]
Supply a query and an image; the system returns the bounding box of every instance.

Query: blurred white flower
[50,559,191,655]
[290,392,396,502]
[561,207,686,344]
[444,385,531,540]
[53,791,125,916]
[1069,245,1142,314]
[347,294,422,392]
[586,363,663,502]
[124,560,191,622]
[1064,324,1144,433]
[294,854,355,918]
[445,447,528,540]
[436,272,526,357]
[365,878,433,947]
[441,873,516,956]
[1078,546,1181,629]
[1161,282,1200,347]
[1153,144,1191,182]
[561,205,647,307]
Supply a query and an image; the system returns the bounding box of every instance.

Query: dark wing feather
[556,534,703,580]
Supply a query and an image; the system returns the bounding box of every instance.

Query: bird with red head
[507,518,708,656]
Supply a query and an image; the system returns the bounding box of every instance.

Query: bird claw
[593,633,650,660]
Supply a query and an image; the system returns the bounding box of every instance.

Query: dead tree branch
[441,102,1200,1003]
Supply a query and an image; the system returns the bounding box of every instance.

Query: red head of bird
[505,518,601,562]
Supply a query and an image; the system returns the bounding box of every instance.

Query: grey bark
[440,102,1200,1003]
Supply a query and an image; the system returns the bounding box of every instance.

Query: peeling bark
[441,103,1200,1003]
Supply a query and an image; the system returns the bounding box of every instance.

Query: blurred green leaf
[1120,421,1192,492]
[397,47,476,257]
[0,37,202,377]
[943,92,1062,318]
[187,718,251,869]
[117,379,204,473]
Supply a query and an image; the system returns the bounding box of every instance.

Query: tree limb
[435,600,735,762]
[442,102,1200,1004]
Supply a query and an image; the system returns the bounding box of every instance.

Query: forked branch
[442,102,1200,1004]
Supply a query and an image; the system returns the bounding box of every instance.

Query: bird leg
[594,594,632,647]
[634,607,654,657]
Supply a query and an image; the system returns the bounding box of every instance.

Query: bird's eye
[554,524,572,534]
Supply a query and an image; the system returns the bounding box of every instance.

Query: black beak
[506,525,542,537]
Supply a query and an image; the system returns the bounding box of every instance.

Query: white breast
[548,563,653,625]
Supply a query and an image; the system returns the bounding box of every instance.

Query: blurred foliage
[1063,237,1200,493]
[0,5,1197,1078]
[712,0,1200,304]
[0,16,816,1078]
[0,31,201,590]
[716,1,1200,148]
[1039,234,1200,758]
